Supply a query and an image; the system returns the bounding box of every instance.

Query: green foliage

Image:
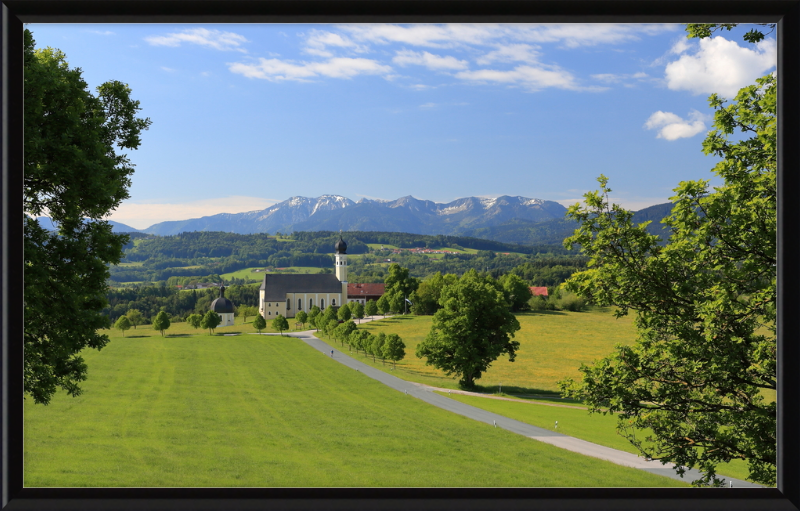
[337,305,352,322]
[308,305,321,330]
[125,309,143,329]
[499,273,531,312]
[383,264,419,313]
[365,299,378,317]
[383,334,406,369]
[253,314,266,334]
[104,283,259,324]
[323,305,338,323]
[114,316,132,336]
[186,314,202,330]
[349,301,365,323]
[409,272,458,315]
[152,311,171,337]
[23,29,151,405]
[200,310,222,335]
[295,310,308,328]
[334,321,357,348]
[372,333,387,365]
[684,23,775,44]
[376,295,390,317]
[416,270,520,388]
[271,315,289,336]
[559,70,776,486]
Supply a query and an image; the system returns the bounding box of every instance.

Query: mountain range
[134,195,570,237]
[34,194,675,246]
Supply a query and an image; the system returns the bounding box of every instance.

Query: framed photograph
[3,1,798,510]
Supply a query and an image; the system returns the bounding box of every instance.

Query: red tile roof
[529,286,548,296]
[347,283,386,296]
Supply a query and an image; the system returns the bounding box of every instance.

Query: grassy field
[438,393,756,483]
[220,266,325,280]
[352,308,639,393]
[24,327,688,488]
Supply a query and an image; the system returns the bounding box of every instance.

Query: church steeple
[334,234,348,302]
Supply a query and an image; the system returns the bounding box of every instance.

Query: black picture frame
[2,1,798,510]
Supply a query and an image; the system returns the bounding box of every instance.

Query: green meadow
[220,266,324,280]
[438,393,754,483]
[24,328,688,488]
[355,308,639,394]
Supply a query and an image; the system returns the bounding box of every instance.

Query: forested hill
[111,230,578,285]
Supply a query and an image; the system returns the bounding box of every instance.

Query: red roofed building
[530,286,549,297]
[347,283,386,305]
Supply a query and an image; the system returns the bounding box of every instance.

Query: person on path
[331,350,334,357]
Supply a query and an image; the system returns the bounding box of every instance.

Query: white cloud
[87,30,115,36]
[644,110,708,140]
[228,57,392,82]
[476,44,541,65]
[664,36,776,97]
[303,30,367,57]
[108,196,280,230]
[343,24,499,48]
[456,65,602,92]
[145,28,248,52]
[670,38,692,55]
[341,23,676,50]
[420,102,437,108]
[393,50,468,70]
[513,24,678,48]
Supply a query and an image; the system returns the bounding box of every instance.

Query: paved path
[252,323,763,489]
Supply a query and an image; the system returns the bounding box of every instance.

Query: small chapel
[210,286,236,327]
[258,237,350,319]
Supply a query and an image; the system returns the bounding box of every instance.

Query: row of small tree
[114,309,174,337]
[318,319,406,368]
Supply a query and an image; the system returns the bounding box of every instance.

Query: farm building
[346,283,385,305]
[530,286,548,297]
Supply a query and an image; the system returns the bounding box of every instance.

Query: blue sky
[27,23,776,230]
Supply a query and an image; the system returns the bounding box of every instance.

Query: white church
[258,237,350,319]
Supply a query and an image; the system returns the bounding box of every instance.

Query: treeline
[110,231,370,283]
[103,283,260,324]
[294,230,568,255]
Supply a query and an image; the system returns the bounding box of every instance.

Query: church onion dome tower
[334,236,347,254]
[211,286,235,313]
[334,237,348,302]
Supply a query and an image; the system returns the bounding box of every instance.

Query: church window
[332,299,336,306]
[298,298,302,310]
[287,298,291,309]
[320,299,324,309]
[309,298,313,308]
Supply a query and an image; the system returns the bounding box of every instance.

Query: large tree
[499,273,531,312]
[416,270,520,388]
[410,272,458,315]
[384,264,418,313]
[23,29,151,404]
[558,26,776,487]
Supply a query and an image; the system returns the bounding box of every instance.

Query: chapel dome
[210,286,235,314]
[334,237,347,254]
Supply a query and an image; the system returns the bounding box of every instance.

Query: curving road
[251,319,763,489]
